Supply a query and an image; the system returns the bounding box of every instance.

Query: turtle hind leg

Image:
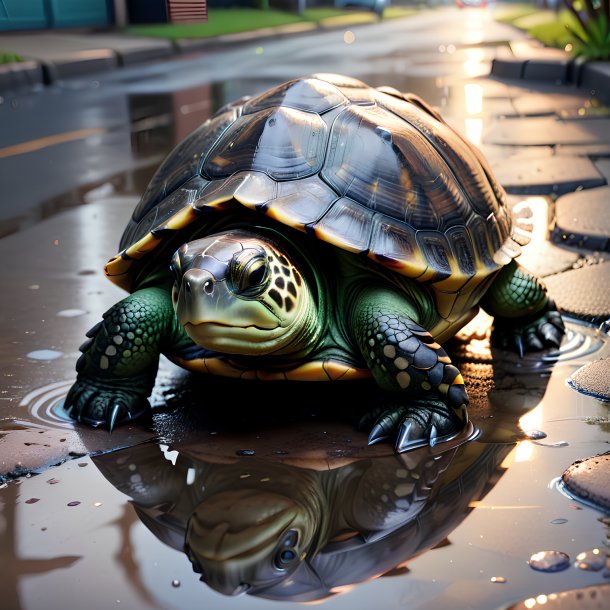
[481,261,565,356]
[64,287,182,430]
[350,287,468,453]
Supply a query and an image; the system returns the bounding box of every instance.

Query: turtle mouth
[185,321,281,349]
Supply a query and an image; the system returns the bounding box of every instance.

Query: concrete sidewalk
[0,16,371,92]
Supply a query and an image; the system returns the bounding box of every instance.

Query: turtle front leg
[64,287,187,430]
[350,287,468,453]
[481,260,565,357]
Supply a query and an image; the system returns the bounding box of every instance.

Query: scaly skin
[350,286,468,453]
[482,261,565,356]
[64,287,189,428]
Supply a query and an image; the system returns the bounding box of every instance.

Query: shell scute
[263,175,337,229]
[312,197,374,254]
[242,77,348,115]
[202,106,327,181]
[131,106,238,224]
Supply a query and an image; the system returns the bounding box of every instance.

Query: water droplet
[575,548,607,571]
[525,430,547,440]
[67,501,81,507]
[78,463,88,468]
[56,309,86,318]
[550,518,568,524]
[26,349,63,361]
[236,449,256,456]
[528,550,570,572]
[25,498,40,504]
[46,478,59,485]
[94,502,102,507]
[490,576,506,583]
[171,579,180,588]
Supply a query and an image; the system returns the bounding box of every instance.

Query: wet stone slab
[568,357,610,401]
[484,117,610,146]
[544,260,610,324]
[510,92,598,117]
[517,240,581,278]
[504,584,610,609]
[562,453,610,511]
[553,186,610,251]
[555,142,610,156]
[490,155,605,195]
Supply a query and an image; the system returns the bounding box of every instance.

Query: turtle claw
[108,404,124,433]
[366,398,466,453]
[395,420,427,453]
[367,423,389,446]
[492,303,565,356]
[64,377,149,430]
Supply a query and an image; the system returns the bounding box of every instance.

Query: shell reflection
[93,434,511,601]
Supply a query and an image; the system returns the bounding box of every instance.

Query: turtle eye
[231,248,269,296]
[273,530,299,571]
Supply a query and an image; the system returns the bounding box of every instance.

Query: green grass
[125,7,417,39]
[493,2,539,25]
[527,10,581,49]
[494,5,584,51]
[0,51,22,64]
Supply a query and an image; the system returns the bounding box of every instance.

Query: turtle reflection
[93,431,512,601]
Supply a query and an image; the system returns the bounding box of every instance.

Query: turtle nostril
[203,280,214,294]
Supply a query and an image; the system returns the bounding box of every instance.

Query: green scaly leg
[64,287,187,430]
[482,261,565,357]
[350,287,468,453]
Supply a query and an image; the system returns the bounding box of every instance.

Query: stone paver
[553,186,610,251]
[518,240,580,278]
[490,155,605,195]
[544,260,610,324]
[484,116,610,146]
[555,142,610,156]
[594,158,610,182]
[562,452,610,510]
[568,358,610,401]
[511,92,597,117]
[504,584,610,610]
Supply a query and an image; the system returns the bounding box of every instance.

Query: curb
[0,17,379,94]
[490,55,610,104]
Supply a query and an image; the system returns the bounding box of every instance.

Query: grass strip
[125,7,417,39]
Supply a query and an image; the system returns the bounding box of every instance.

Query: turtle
[64,73,565,452]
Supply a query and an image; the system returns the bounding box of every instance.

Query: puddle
[3,316,610,608]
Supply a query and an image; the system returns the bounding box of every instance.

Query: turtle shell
[106,73,531,293]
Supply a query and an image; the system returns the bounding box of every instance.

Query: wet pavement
[1,5,610,610]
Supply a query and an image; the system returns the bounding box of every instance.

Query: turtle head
[171,230,316,355]
[185,488,315,596]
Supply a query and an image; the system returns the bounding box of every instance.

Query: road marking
[0,127,107,159]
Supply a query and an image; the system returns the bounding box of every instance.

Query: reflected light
[536,594,548,605]
[524,599,536,609]
[463,48,487,77]
[344,30,355,44]
[514,440,534,463]
[465,83,483,115]
[465,118,483,146]
[519,404,544,433]
[515,196,550,273]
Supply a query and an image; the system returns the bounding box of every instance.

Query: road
[0,5,525,235]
